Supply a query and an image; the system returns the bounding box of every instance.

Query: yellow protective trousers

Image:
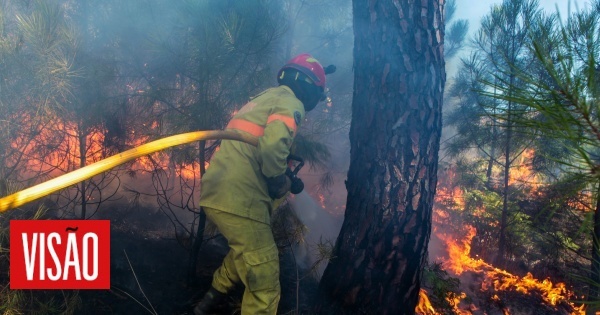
[203,207,280,315]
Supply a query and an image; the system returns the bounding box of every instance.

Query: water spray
[0,130,258,213]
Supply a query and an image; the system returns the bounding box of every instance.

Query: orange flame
[10,114,203,185]
[11,119,106,175]
[416,289,438,315]
[508,149,541,190]
[430,164,587,314]
[435,217,585,314]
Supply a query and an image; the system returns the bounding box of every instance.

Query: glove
[266,174,291,199]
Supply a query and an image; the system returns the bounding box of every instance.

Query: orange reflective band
[267,114,297,134]
[226,119,265,137]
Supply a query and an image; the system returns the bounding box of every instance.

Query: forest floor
[0,203,583,314]
[74,206,319,315]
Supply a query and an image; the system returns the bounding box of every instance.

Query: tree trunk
[316,1,445,314]
[79,126,87,219]
[486,79,498,189]
[188,140,207,286]
[587,182,600,315]
[497,72,514,268]
[485,125,496,189]
[497,107,510,267]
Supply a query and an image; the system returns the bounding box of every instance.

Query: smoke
[289,191,343,279]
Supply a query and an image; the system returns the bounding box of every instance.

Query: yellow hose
[0,130,257,213]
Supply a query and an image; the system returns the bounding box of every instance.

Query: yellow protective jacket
[199,86,305,224]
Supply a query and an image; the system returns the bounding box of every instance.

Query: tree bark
[188,140,207,286]
[587,182,600,315]
[486,77,498,190]
[317,1,445,314]
[497,100,511,267]
[497,60,516,267]
[79,126,87,219]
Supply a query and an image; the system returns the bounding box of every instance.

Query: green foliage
[421,262,463,313]
[292,134,331,171]
[446,0,547,167]
[444,0,469,59]
[460,0,600,306]
[272,202,308,249]
[14,0,79,110]
[141,0,287,133]
[488,5,600,181]
[443,0,584,267]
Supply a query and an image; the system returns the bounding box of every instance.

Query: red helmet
[278,53,326,88]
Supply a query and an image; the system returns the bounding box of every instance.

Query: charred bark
[316,1,445,314]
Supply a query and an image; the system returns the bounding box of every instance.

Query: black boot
[193,287,226,315]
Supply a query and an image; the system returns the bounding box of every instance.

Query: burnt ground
[3,203,583,314]
[74,207,320,315]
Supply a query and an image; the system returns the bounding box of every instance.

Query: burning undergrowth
[0,198,327,314]
[416,165,588,315]
[0,110,344,313]
[425,213,585,314]
[2,106,592,314]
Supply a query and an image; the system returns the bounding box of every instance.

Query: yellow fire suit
[198,85,304,314]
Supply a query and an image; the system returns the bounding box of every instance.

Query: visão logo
[10,220,110,289]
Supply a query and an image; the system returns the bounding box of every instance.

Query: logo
[294,111,302,126]
[10,220,110,289]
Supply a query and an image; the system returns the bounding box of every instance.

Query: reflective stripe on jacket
[199,85,305,224]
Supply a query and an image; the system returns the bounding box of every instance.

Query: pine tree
[485,1,600,311]
[316,0,445,313]
[445,0,544,265]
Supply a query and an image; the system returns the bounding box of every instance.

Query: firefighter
[193,53,333,315]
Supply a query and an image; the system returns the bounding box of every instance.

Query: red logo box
[10,220,110,289]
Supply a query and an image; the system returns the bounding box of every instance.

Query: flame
[439,225,483,274]
[435,165,464,211]
[434,216,585,314]
[428,165,587,314]
[16,112,587,313]
[567,190,594,212]
[11,118,106,175]
[416,289,439,315]
[10,114,203,186]
[416,290,471,315]
[508,149,541,190]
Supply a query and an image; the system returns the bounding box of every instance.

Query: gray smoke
[289,191,343,279]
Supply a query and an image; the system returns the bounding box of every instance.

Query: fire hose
[0,130,258,213]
